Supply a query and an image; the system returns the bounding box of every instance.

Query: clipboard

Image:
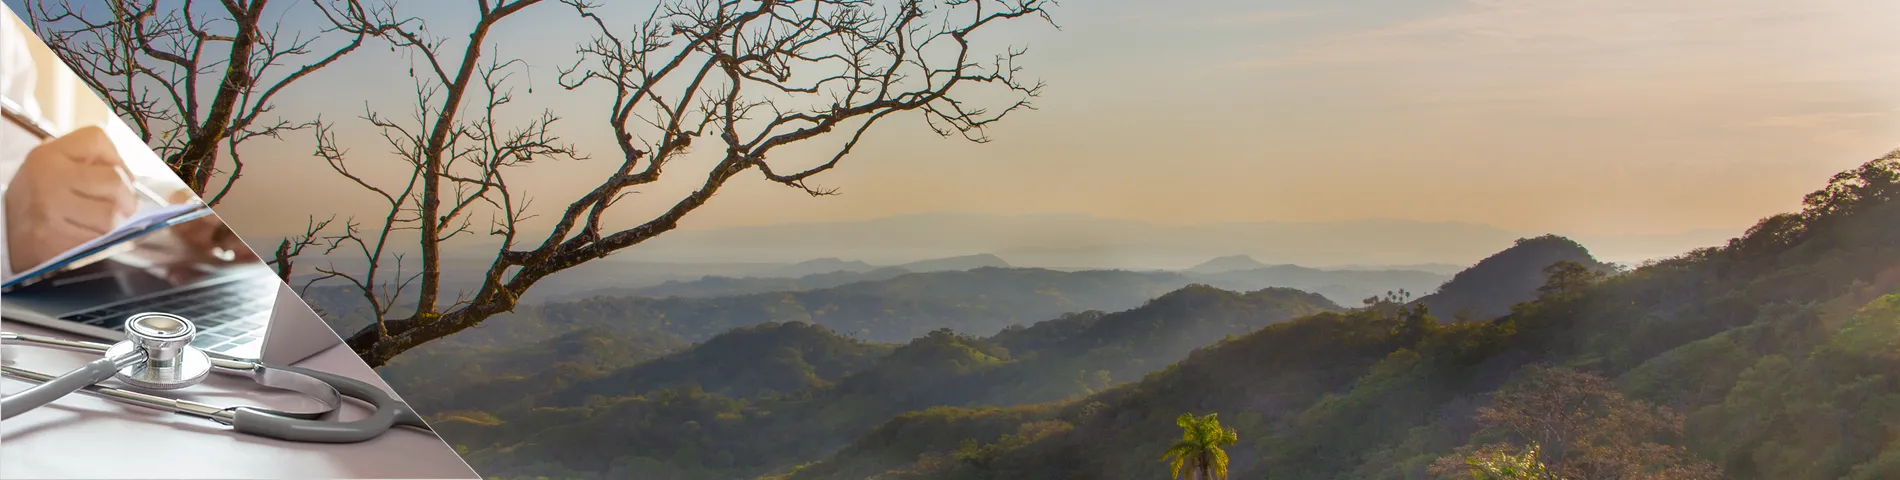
[0,204,215,292]
[1,96,214,292]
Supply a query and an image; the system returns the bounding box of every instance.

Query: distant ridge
[899,253,1011,272]
[1187,254,1271,273]
[597,213,1741,269]
[772,257,877,277]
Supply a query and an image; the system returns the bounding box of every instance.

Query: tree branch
[305,0,1055,366]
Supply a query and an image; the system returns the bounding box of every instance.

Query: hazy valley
[288,154,1900,480]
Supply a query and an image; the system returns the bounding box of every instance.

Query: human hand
[5,125,138,272]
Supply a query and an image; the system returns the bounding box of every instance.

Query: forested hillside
[1412,234,1616,321]
[772,152,1900,480]
[426,287,1339,479]
[377,327,692,416]
[532,321,898,408]
[357,153,1900,480]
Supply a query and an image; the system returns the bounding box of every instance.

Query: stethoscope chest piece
[105,313,211,390]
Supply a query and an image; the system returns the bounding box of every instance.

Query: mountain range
[761,154,1900,480]
[302,156,1900,480]
[270,211,1732,308]
[261,215,1735,290]
[357,226,1611,479]
[585,214,1737,267]
[541,259,1446,308]
[393,285,1345,479]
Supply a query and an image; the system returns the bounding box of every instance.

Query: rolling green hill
[392,322,892,417]
[951,285,1341,406]
[544,321,897,405]
[426,285,1339,479]
[1412,234,1616,321]
[771,302,1452,480]
[375,326,691,416]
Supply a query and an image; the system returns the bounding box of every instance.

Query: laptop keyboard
[59,277,276,355]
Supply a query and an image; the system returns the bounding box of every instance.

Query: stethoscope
[0,312,432,443]
[2,94,428,442]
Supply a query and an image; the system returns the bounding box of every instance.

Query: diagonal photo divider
[0,3,479,479]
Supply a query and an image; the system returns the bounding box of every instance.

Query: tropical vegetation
[1162,413,1239,480]
[335,151,1900,480]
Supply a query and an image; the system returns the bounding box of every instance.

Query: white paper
[8,202,210,285]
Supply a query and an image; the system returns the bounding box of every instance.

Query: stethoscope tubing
[0,353,140,420]
[230,364,434,443]
[0,331,434,443]
[2,362,236,422]
[2,331,335,416]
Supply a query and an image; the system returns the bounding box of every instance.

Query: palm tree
[1162,412,1240,480]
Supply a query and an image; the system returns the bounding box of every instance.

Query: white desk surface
[0,321,481,479]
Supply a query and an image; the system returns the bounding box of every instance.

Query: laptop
[0,256,342,366]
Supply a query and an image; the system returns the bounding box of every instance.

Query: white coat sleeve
[0,5,43,281]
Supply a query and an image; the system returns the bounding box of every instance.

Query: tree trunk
[175,0,269,199]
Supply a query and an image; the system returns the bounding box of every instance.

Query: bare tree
[18,0,404,277]
[307,0,1055,366]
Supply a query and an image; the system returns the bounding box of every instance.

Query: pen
[2,96,174,206]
